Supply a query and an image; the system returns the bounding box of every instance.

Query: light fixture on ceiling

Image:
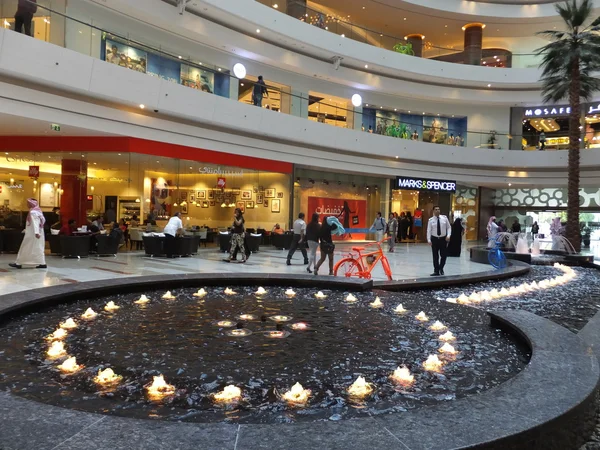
[351,94,362,107]
[508,183,512,186]
[487,84,491,87]
[341,34,345,38]
[364,64,368,68]
[256,29,261,33]
[273,3,278,8]
[139,104,145,109]
[233,63,246,79]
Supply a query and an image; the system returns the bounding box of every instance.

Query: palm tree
[536,0,600,252]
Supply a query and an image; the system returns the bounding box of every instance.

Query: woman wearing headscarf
[447,218,464,257]
[487,216,498,248]
[9,198,46,269]
[314,216,345,276]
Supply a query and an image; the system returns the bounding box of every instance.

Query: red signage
[28,166,40,178]
[217,177,226,189]
[307,196,367,240]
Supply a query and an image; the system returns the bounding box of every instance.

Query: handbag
[320,241,335,253]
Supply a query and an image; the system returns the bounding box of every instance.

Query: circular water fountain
[0,286,528,424]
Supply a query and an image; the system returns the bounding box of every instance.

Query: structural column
[463,23,484,66]
[405,34,424,57]
[60,159,88,226]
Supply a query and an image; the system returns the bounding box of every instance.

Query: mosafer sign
[395,177,456,193]
[524,105,571,117]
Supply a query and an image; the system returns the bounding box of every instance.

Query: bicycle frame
[341,239,390,278]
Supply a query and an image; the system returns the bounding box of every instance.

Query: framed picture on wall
[209,201,215,207]
[202,202,209,208]
[264,200,269,207]
[180,191,188,201]
[236,201,245,213]
[216,193,224,202]
[233,188,240,195]
[181,204,188,214]
[253,187,258,193]
[189,194,195,202]
[271,199,280,213]
[258,186,264,192]
[246,201,255,209]
[241,190,252,200]
[256,194,263,204]
[265,188,275,198]
[207,190,214,200]
[196,202,201,207]
[197,191,206,200]
[277,192,284,198]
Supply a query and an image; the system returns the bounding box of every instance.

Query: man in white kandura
[426,205,451,277]
[9,198,47,269]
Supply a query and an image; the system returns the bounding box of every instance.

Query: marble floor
[0,242,488,295]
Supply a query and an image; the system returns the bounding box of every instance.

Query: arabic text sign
[307,196,367,240]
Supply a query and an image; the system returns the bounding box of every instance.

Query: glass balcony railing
[0,0,541,152]
[254,0,544,69]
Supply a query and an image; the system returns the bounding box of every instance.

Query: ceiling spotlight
[273,3,278,8]
[256,29,261,33]
[139,104,145,109]
[487,84,491,87]
[508,183,512,186]
[364,64,368,68]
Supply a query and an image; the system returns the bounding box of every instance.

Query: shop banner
[307,196,367,240]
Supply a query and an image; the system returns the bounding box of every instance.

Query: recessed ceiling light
[394,108,397,111]
[508,183,512,186]
[366,104,369,107]
[178,56,182,59]
[408,110,410,113]
[273,3,278,8]
[365,64,368,68]
[218,68,222,71]
[445,25,448,28]
[139,104,145,109]
[380,106,383,109]
[341,34,345,38]
[422,112,425,115]
[403,17,406,20]
[362,6,365,9]
[487,84,491,87]
[395,156,399,159]
[256,29,261,33]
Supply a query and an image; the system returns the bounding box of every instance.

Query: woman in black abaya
[447,218,464,257]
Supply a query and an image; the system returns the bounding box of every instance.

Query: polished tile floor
[0,242,488,295]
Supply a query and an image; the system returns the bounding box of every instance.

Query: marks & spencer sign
[395,177,456,192]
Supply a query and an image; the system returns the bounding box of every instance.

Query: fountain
[46,341,67,359]
[314,291,327,299]
[290,322,309,330]
[81,308,98,320]
[224,288,236,295]
[369,297,384,308]
[515,233,529,254]
[439,343,458,355]
[347,376,373,398]
[457,293,470,304]
[214,385,242,404]
[216,320,236,328]
[345,293,358,303]
[269,315,292,322]
[439,331,456,342]
[162,291,176,300]
[93,368,123,386]
[430,321,446,331]
[255,287,267,296]
[193,288,207,298]
[238,314,256,321]
[57,356,83,373]
[390,366,414,385]
[394,304,407,313]
[285,289,296,297]
[104,301,120,312]
[145,375,176,400]
[415,311,429,321]
[59,318,77,330]
[423,354,443,372]
[531,237,541,255]
[494,232,517,250]
[46,328,68,341]
[134,295,150,304]
[281,382,311,405]
[468,292,481,303]
[226,328,253,337]
[264,330,290,339]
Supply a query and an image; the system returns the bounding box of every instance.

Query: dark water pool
[0,287,528,423]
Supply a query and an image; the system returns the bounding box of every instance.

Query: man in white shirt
[163,212,183,258]
[370,212,387,243]
[426,206,451,276]
[287,212,308,265]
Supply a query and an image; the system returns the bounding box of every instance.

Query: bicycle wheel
[334,258,363,278]
[381,256,393,281]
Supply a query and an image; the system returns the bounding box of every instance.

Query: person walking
[426,206,451,276]
[163,212,183,258]
[539,131,546,150]
[14,0,37,37]
[511,219,521,234]
[314,217,344,276]
[287,212,308,265]
[9,198,46,269]
[305,213,321,274]
[227,208,247,263]
[487,216,498,247]
[370,212,387,243]
[387,213,398,252]
[252,75,268,107]
[531,221,540,238]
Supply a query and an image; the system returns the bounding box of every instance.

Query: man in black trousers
[427,206,451,276]
[14,0,37,37]
[287,212,308,266]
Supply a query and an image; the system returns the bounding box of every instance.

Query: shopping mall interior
[1,0,600,448]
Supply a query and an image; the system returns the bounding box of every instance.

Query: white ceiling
[0,113,114,136]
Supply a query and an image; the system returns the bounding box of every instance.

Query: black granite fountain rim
[0,312,596,449]
[373,261,530,291]
[0,281,598,448]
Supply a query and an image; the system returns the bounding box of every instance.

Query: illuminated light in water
[60,318,77,329]
[134,295,150,304]
[193,288,207,298]
[457,293,470,304]
[430,320,446,331]
[390,366,414,385]
[394,304,407,313]
[423,354,443,372]
[214,385,242,403]
[81,308,98,320]
[285,289,296,297]
[269,315,292,322]
[47,341,67,359]
[415,311,429,321]
[94,368,123,385]
[315,291,327,299]
[58,356,83,373]
[46,328,68,341]
[347,376,373,398]
[238,314,256,321]
[255,287,267,296]
[226,328,253,337]
[439,331,456,341]
[224,288,236,295]
[104,301,120,312]
[345,293,358,302]
[216,320,235,328]
[290,322,308,330]
[439,343,458,354]
[282,382,311,405]
[162,291,176,299]
[370,297,384,308]
[146,375,176,400]
[489,288,501,299]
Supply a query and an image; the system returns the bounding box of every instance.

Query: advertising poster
[147,54,180,84]
[105,39,147,73]
[180,64,214,94]
[423,116,448,144]
[307,196,367,240]
[151,177,173,218]
[375,110,400,136]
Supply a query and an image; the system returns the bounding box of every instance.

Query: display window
[307,92,353,129]
[237,75,291,113]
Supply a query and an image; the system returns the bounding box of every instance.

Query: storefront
[293,168,388,240]
[0,137,292,231]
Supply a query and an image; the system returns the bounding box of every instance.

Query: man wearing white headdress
[9,198,47,269]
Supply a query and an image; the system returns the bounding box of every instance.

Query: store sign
[51,123,61,132]
[395,177,456,192]
[217,177,226,189]
[589,103,600,114]
[524,105,571,117]
[28,166,40,178]
[199,166,244,177]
